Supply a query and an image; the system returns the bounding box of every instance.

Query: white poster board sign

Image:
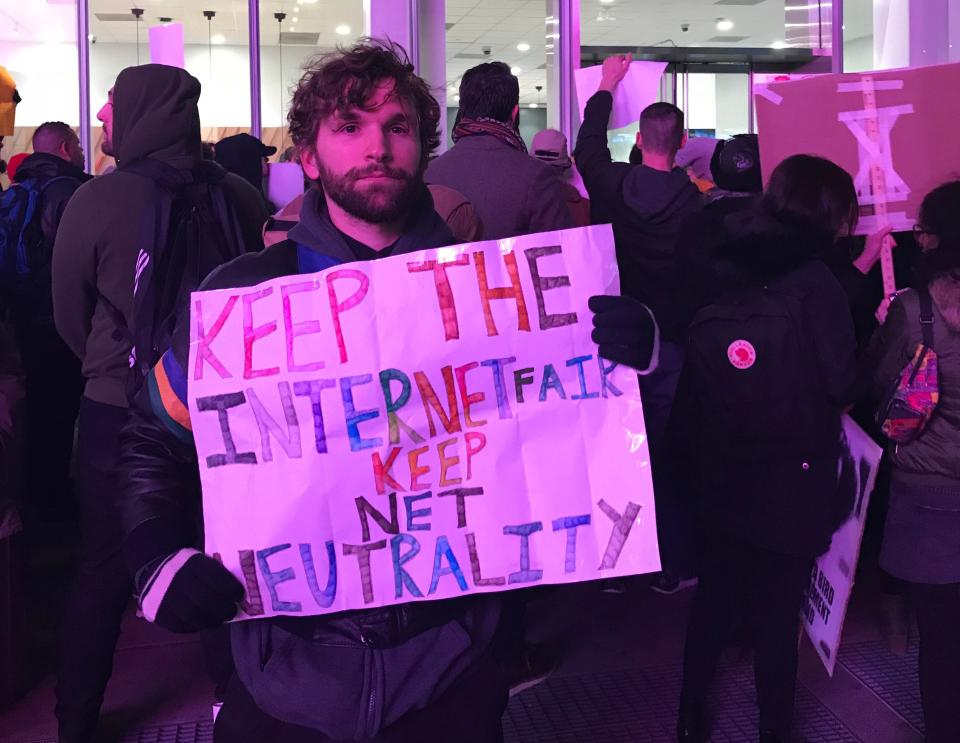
[802,416,883,675]
[186,226,661,620]
[574,61,668,130]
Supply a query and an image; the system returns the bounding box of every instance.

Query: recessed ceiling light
[517,42,530,52]
[528,103,538,108]
[716,18,734,31]
[288,26,295,31]
[599,0,615,4]
[511,66,522,75]
[292,16,298,22]
[771,40,788,49]
[335,24,351,35]
[211,33,225,44]
[453,94,460,102]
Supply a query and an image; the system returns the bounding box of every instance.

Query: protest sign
[148,23,186,70]
[802,416,882,676]
[755,63,960,235]
[574,61,667,130]
[187,225,661,621]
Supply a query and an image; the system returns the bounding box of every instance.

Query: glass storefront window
[0,3,79,186]
[844,0,875,72]
[445,0,551,150]
[258,0,365,159]
[580,1,832,52]
[88,1,251,173]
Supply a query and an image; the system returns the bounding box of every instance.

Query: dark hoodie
[574,91,703,342]
[52,64,269,407]
[121,186,500,739]
[670,212,859,557]
[8,152,91,328]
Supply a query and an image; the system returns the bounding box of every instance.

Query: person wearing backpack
[672,155,860,743]
[50,65,269,743]
[0,122,90,525]
[865,181,960,743]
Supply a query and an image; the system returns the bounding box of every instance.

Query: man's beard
[101,133,114,157]
[316,161,422,224]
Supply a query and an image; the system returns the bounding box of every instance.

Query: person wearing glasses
[863,181,960,743]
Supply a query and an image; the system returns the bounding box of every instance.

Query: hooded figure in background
[50,64,268,743]
[215,132,277,212]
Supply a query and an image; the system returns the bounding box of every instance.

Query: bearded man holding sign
[119,40,658,743]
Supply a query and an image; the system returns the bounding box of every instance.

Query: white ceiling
[0,1,874,106]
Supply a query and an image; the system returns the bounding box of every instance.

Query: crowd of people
[0,39,957,743]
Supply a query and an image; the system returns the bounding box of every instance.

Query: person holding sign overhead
[574,54,704,596]
[120,39,658,743]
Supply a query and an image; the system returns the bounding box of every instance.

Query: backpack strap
[918,286,935,350]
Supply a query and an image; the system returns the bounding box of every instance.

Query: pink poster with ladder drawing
[755,62,960,235]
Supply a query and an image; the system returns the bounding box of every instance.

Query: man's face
[301,80,423,225]
[97,88,114,157]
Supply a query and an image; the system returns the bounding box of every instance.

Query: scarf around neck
[452,116,528,153]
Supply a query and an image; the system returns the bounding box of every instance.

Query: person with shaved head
[1,120,91,533]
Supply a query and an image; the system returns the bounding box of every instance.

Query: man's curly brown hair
[288,39,440,165]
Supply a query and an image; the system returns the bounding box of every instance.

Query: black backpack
[685,278,823,457]
[0,176,76,277]
[107,159,249,401]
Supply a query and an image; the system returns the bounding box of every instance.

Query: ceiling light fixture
[517,42,530,52]
[599,0,615,4]
[511,67,521,75]
[528,103,538,108]
[211,33,225,44]
[716,18,734,31]
[771,40,788,49]
[335,24,351,35]
[202,10,216,76]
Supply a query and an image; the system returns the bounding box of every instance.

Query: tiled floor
[502,661,858,743]
[837,640,923,734]
[0,558,927,743]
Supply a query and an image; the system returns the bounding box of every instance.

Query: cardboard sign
[187,226,661,620]
[802,416,882,676]
[755,63,960,234]
[574,62,667,130]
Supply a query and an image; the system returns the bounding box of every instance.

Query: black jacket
[669,213,859,558]
[121,186,500,738]
[674,193,758,333]
[13,153,91,249]
[574,91,703,342]
[5,153,91,329]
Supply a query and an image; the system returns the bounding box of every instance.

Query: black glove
[137,549,245,633]
[588,294,659,373]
